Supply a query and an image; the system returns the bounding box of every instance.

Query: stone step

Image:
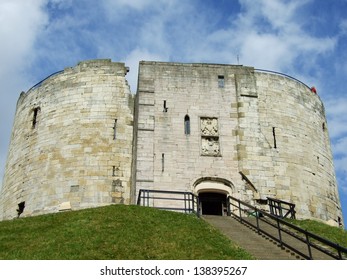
[202,215,335,260]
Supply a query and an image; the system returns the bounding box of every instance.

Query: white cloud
[325,96,347,198]
[339,19,347,35]
[98,0,338,77]
[123,48,166,93]
[333,137,347,156]
[0,0,48,188]
[48,0,73,7]
[256,0,310,30]
[326,97,347,139]
[221,0,336,71]
[0,0,48,75]
[102,0,177,16]
[240,33,294,69]
[334,156,347,194]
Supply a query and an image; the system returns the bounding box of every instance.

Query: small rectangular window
[218,75,224,88]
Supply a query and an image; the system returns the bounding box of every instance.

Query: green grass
[0,205,254,260]
[286,219,347,248]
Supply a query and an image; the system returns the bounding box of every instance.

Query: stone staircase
[203,215,335,260]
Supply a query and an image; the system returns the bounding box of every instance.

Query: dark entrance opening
[17,201,25,218]
[199,192,227,215]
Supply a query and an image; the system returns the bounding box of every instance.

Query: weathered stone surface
[0,60,343,226]
[0,59,133,219]
[134,62,342,226]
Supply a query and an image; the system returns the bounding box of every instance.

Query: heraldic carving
[200,117,220,156]
[201,118,218,136]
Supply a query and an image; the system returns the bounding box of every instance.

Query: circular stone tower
[1,59,134,219]
[236,69,342,224]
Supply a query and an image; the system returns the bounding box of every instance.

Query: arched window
[184,115,190,135]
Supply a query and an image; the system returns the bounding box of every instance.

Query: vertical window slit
[218,75,225,88]
[163,100,168,112]
[272,127,277,149]
[112,166,116,176]
[184,115,190,135]
[113,119,117,140]
[32,107,40,128]
[161,153,165,172]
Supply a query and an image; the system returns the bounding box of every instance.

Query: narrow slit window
[184,115,190,135]
[32,107,40,128]
[272,127,277,149]
[218,75,225,88]
[163,100,168,112]
[113,119,117,140]
[161,153,165,172]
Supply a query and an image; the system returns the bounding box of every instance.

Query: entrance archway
[193,177,234,216]
[199,192,227,215]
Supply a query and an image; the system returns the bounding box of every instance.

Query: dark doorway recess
[199,192,227,215]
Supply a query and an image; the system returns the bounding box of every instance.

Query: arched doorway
[193,177,234,216]
[199,192,227,215]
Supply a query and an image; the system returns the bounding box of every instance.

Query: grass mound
[0,205,254,260]
[287,219,347,248]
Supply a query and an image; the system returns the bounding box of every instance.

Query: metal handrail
[228,196,347,259]
[267,197,296,219]
[254,68,311,90]
[26,70,64,92]
[136,189,346,259]
[137,189,199,216]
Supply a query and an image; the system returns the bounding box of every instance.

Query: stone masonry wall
[134,62,258,205]
[231,69,341,223]
[255,72,341,222]
[134,62,342,224]
[0,59,342,225]
[1,59,134,219]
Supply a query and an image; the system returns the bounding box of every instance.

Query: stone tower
[0,59,343,226]
[134,61,342,225]
[1,59,134,220]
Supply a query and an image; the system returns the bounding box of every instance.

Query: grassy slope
[0,205,254,260]
[287,219,347,248]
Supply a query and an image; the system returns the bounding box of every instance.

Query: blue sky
[1,0,347,227]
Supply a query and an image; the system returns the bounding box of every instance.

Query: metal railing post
[197,195,200,217]
[183,193,187,214]
[227,197,231,216]
[338,248,342,260]
[238,200,242,223]
[277,219,283,248]
[137,190,141,205]
[146,189,149,207]
[255,208,260,234]
[305,231,313,259]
